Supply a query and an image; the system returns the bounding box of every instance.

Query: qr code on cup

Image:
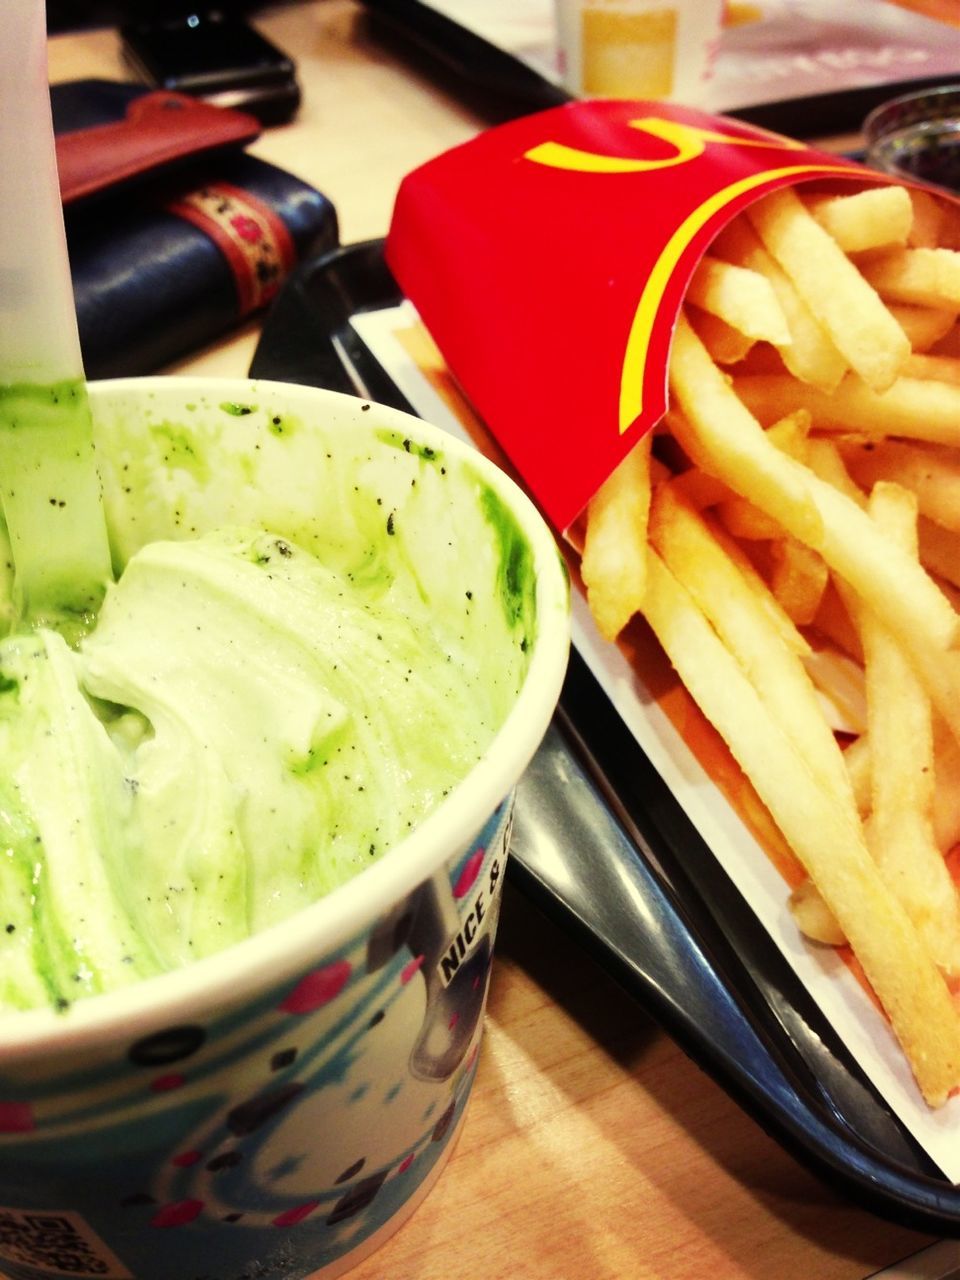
[0,1209,131,1279]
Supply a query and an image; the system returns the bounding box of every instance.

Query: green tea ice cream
[0,384,537,1016]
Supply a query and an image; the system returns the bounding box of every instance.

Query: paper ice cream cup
[0,378,570,1280]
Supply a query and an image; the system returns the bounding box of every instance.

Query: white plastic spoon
[0,0,113,640]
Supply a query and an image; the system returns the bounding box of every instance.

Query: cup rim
[0,376,570,1062]
[863,82,960,148]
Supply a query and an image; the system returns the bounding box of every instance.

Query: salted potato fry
[769,536,828,625]
[668,314,960,656]
[649,490,849,807]
[908,188,947,249]
[847,721,960,857]
[716,410,810,541]
[932,724,960,855]
[661,477,809,658]
[860,247,960,310]
[895,631,960,758]
[686,306,755,364]
[839,439,960,533]
[805,186,912,253]
[804,438,866,506]
[829,558,960,775]
[919,515,960,589]
[766,407,811,459]
[931,319,960,358]
[904,352,960,386]
[580,435,652,641]
[733,371,960,447]
[746,186,910,392]
[811,578,863,663]
[888,304,958,352]
[716,495,782,540]
[642,548,960,1108]
[668,467,732,509]
[577,183,960,1106]
[794,622,960,954]
[858,483,960,978]
[711,217,847,392]
[665,329,822,546]
[844,734,870,816]
[685,255,791,344]
[934,576,960,615]
[788,878,846,946]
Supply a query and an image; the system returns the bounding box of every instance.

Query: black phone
[119,11,300,125]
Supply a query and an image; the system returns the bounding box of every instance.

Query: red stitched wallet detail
[56,89,262,207]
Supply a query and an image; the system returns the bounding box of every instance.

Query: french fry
[576,180,960,1106]
[828,563,960,776]
[745,186,910,392]
[686,306,755,365]
[934,575,960,615]
[859,247,960,310]
[668,314,960,656]
[804,186,913,253]
[685,255,791,344]
[804,438,866,507]
[734,344,791,376]
[716,495,782,540]
[667,467,732,509]
[655,488,855,808]
[792,646,960,954]
[904,352,960,386]
[788,878,846,946]
[715,410,810,541]
[919,515,960,590]
[857,482,960,978]
[580,435,652,641]
[768,536,828,625]
[642,547,960,1107]
[900,637,960,758]
[838,439,960,533]
[810,577,864,662]
[649,489,848,806]
[766,407,811,459]
[888,304,958,352]
[931,319,960,358]
[845,721,960,857]
[661,478,809,658]
[665,404,824,545]
[711,217,848,392]
[932,723,960,855]
[844,733,871,816]
[908,188,947,249]
[733,371,960,447]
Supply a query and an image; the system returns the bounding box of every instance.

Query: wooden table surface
[47,6,953,1277]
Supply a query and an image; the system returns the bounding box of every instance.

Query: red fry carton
[382,97,960,1158]
[385,98,882,533]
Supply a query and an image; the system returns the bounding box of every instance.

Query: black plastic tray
[249,238,960,1235]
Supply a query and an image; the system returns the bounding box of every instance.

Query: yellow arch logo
[523,116,864,431]
[524,116,807,175]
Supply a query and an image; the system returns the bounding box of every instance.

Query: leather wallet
[53,79,339,377]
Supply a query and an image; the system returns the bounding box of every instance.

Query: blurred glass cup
[864,85,960,196]
[554,0,725,104]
